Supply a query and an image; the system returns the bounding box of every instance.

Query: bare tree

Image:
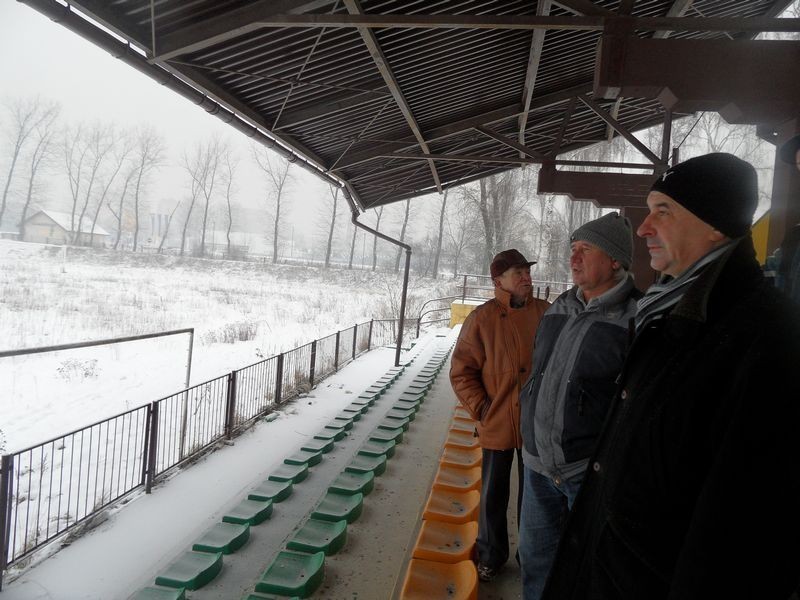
[252,146,292,263]
[348,222,358,269]
[90,130,132,246]
[393,199,411,272]
[323,184,339,268]
[108,167,136,250]
[431,190,448,278]
[471,172,529,273]
[445,190,478,276]
[130,127,164,251]
[157,199,181,254]
[0,97,58,228]
[183,137,225,257]
[75,124,114,246]
[64,124,89,244]
[18,105,60,239]
[372,206,384,272]
[223,152,239,258]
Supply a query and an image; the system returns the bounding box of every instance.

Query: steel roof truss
[577,96,662,165]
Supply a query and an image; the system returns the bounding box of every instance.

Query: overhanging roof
[21,0,798,211]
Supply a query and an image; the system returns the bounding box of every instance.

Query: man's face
[637,191,725,278]
[570,240,618,298]
[494,265,532,301]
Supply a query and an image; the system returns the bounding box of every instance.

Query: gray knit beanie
[570,212,633,270]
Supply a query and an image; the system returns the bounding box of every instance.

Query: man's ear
[492,277,501,288]
[611,260,621,271]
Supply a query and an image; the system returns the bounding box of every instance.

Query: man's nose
[637,214,654,238]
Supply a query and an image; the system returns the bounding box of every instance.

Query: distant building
[21,209,111,246]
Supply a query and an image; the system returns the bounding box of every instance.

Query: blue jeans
[518,466,584,600]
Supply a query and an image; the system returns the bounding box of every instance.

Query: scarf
[635,242,733,331]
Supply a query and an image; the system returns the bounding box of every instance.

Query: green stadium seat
[155,551,223,591]
[269,463,309,484]
[193,522,250,555]
[255,550,325,598]
[328,470,375,496]
[284,449,323,467]
[312,491,364,524]
[249,479,293,503]
[287,518,348,555]
[346,453,387,477]
[223,498,273,526]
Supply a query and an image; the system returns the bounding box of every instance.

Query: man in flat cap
[450,249,550,582]
[542,153,800,600]
[517,212,641,600]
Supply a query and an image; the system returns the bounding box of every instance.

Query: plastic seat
[449,420,475,434]
[412,520,479,563]
[329,470,374,496]
[248,479,293,503]
[399,558,477,600]
[255,550,325,598]
[301,438,334,454]
[422,489,480,524]
[131,586,185,600]
[287,518,348,556]
[193,522,250,555]
[440,446,482,469]
[444,430,479,450]
[268,462,309,484]
[312,491,364,524]
[359,439,396,459]
[284,449,323,467]
[155,551,223,591]
[432,464,482,493]
[223,498,273,526]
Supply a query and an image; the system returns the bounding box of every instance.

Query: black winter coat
[542,236,800,600]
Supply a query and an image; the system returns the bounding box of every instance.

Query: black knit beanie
[650,153,758,238]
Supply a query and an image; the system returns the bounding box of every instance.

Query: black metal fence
[0,320,376,585]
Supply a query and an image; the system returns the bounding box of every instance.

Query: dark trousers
[476,447,523,569]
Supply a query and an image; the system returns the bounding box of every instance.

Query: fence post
[334,331,340,371]
[145,402,159,494]
[309,340,317,388]
[0,455,13,591]
[368,319,374,351]
[462,274,467,302]
[275,353,284,405]
[352,325,357,360]
[224,370,238,440]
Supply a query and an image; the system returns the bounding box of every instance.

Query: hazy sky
[0,1,365,249]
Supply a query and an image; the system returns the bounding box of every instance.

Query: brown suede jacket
[449,288,549,450]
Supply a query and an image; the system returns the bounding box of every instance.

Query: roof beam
[219,14,800,34]
[519,0,551,153]
[153,0,334,61]
[343,0,442,194]
[333,83,591,171]
[618,0,637,15]
[552,0,615,17]
[653,0,694,39]
[577,96,663,165]
[475,125,548,160]
[379,152,657,170]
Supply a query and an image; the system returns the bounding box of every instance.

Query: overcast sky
[0,1,356,248]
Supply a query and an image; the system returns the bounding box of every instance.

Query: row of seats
[399,369,481,599]
[132,342,453,600]
[131,361,406,600]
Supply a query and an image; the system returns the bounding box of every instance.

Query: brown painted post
[352,325,357,360]
[145,402,159,494]
[368,319,374,350]
[0,454,13,591]
[275,354,284,405]
[334,331,340,371]
[309,340,317,388]
[224,370,237,439]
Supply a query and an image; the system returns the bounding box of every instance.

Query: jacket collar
[494,286,534,310]
[573,273,638,310]
[670,235,763,325]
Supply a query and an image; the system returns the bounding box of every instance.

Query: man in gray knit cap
[517,212,641,600]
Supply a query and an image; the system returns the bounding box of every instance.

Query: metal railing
[454,273,571,303]
[0,320,375,586]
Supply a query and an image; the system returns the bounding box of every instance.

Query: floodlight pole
[344,190,411,367]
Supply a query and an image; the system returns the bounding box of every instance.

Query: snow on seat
[394,398,421,412]
[369,427,404,444]
[223,498,273,526]
[356,391,379,403]
[284,448,323,467]
[328,470,375,496]
[301,437,334,454]
[444,430,479,450]
[192,522,250,555]
[268,462,309,484]
[422,489,480,524]
[432,464,482,493]
[322,423,347,440]
[287,518,348,556]
[407,381,432,393]
[387,407,416,421]
[255,549,325,598]
[333,414,355,428]
[411,520,479,563]
[346,453,387,477]
[399,391,426,403]
[364,384,387,396]
[312,491,364,524]
[399,558,477,600]
[358,438,396,459]
[154,550,223,591]
[440,446,482,470]
[131,585,186,600]
[379,417,409,433]
[342,403,369,415]
[337,409,361,421]
[249,479,293,503]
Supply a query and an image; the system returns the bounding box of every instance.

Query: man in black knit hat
[541,153,800,600]
[776,134,800,302]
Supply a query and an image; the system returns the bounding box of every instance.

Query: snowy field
[0,240,449,454]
